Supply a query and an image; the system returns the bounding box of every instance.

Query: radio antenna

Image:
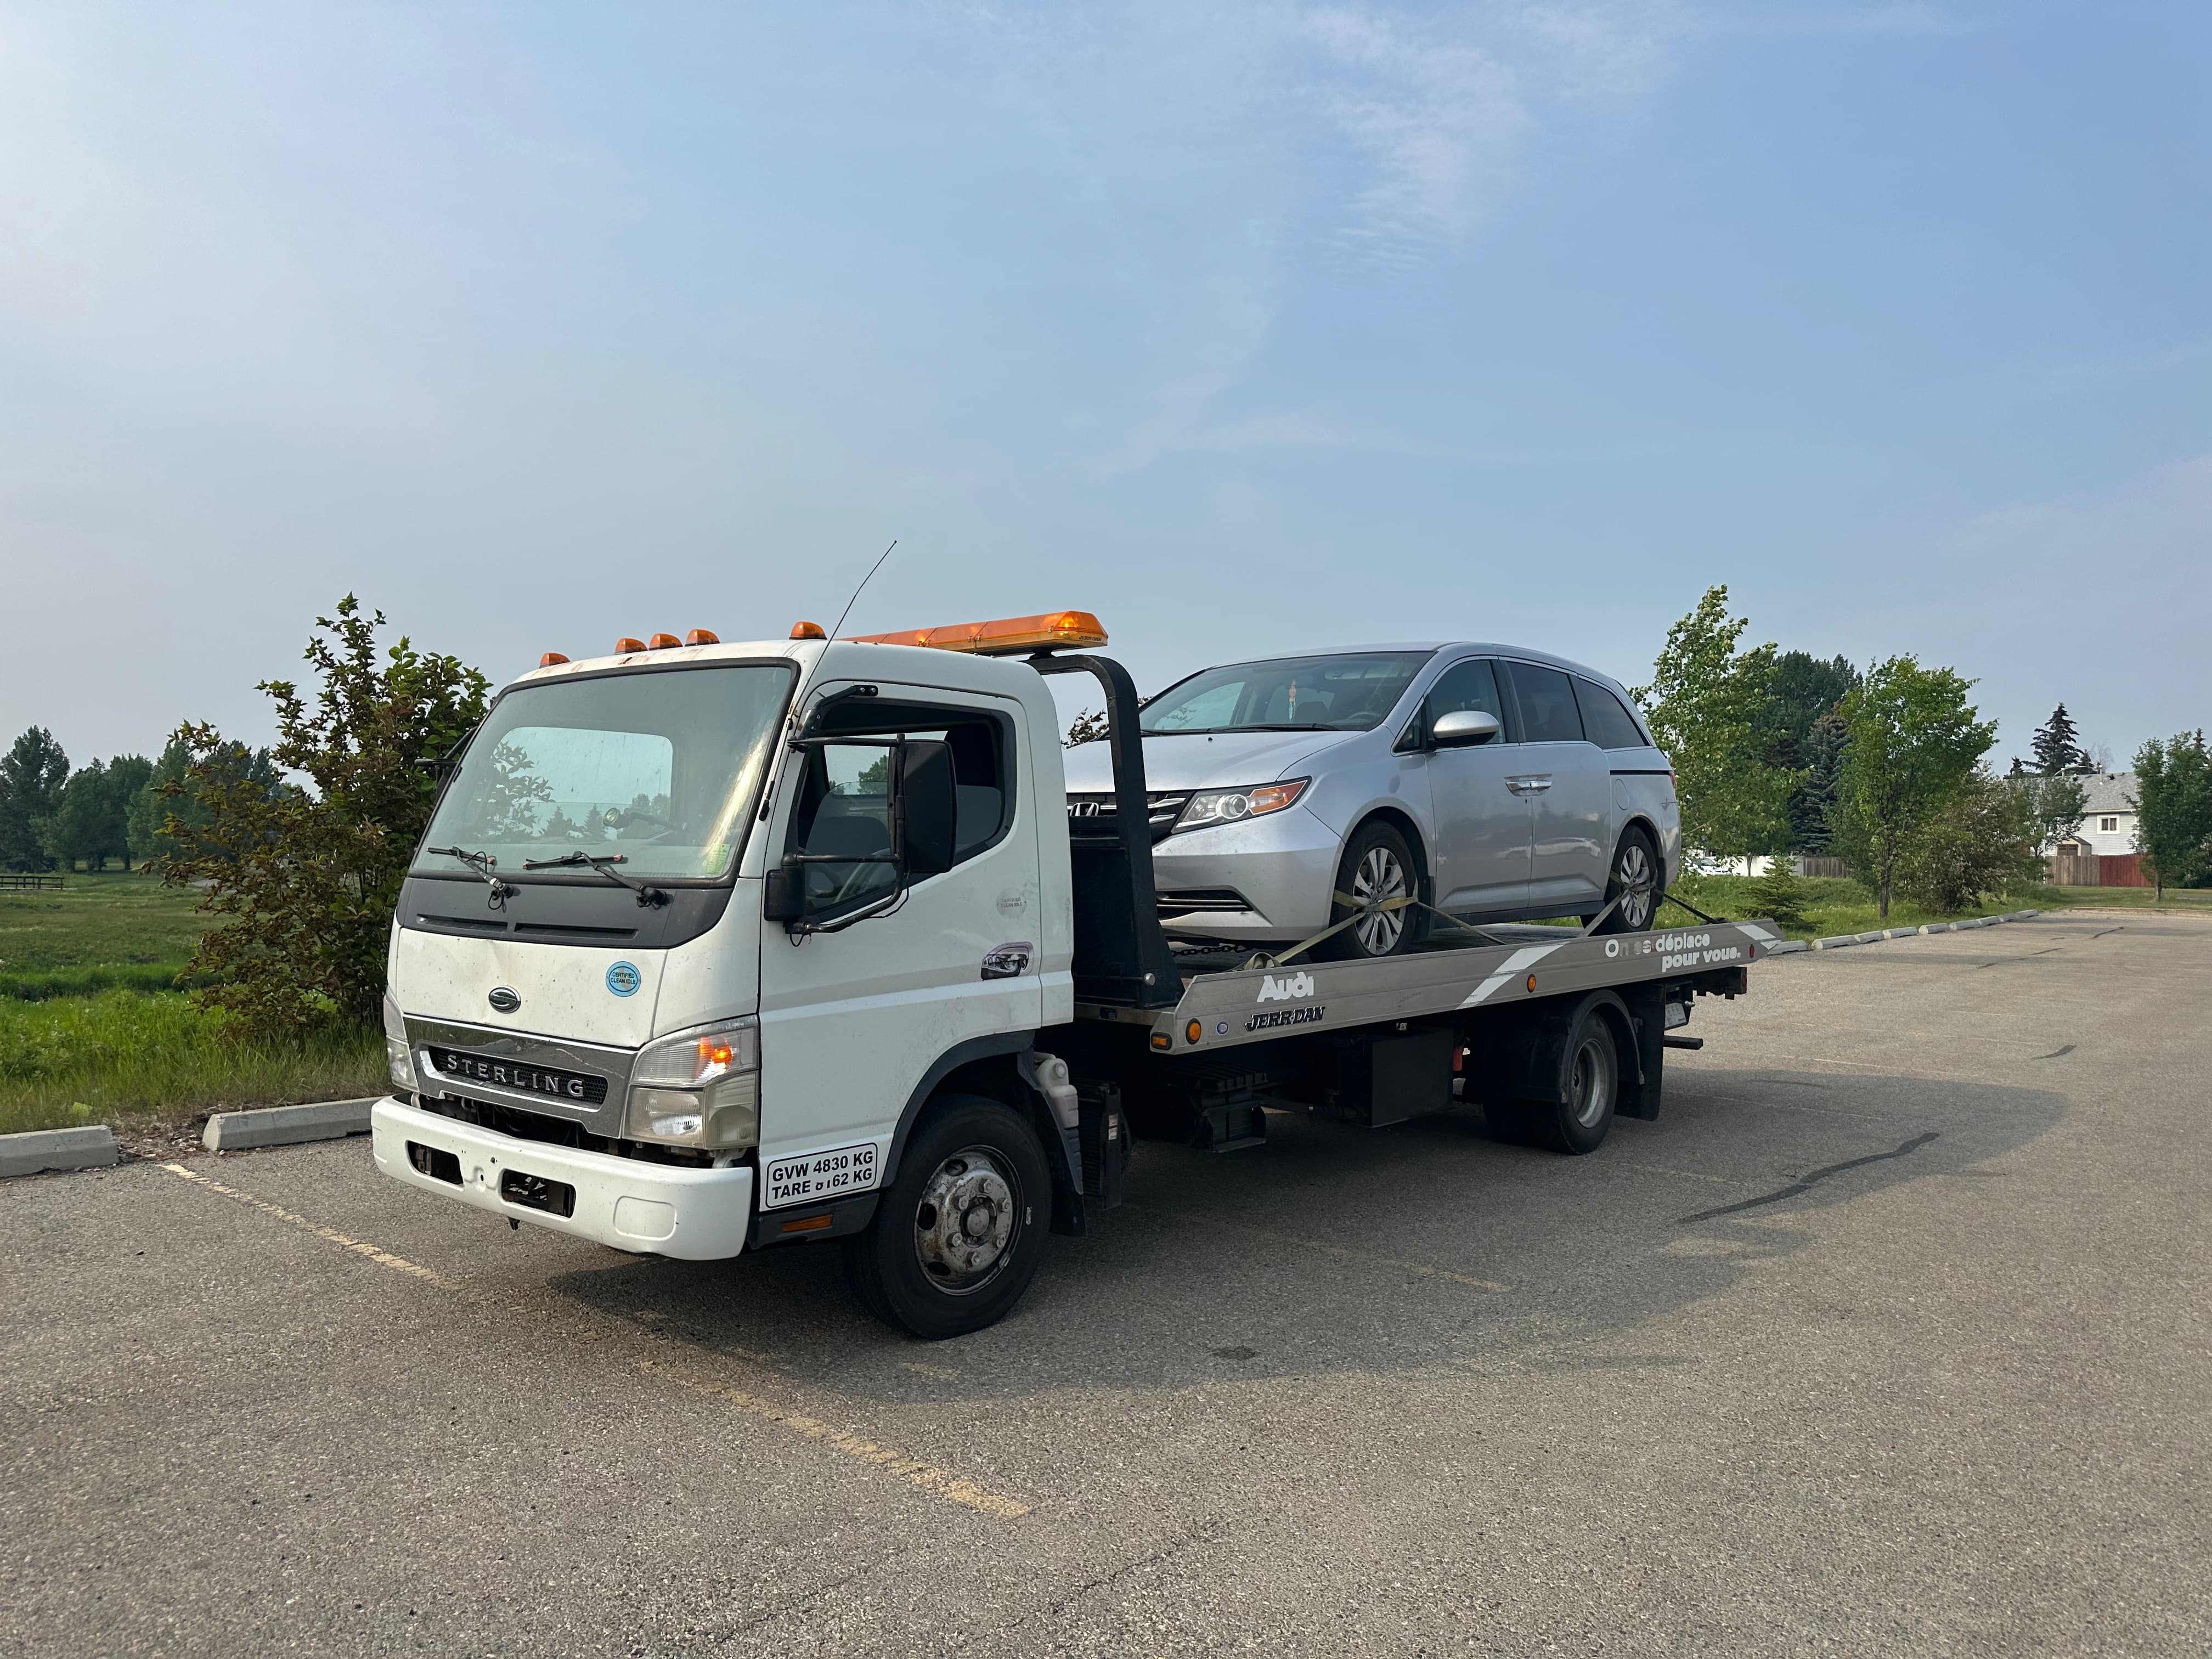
[828,539,899,642]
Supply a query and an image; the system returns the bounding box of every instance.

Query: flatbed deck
[1074,917,1781,1053]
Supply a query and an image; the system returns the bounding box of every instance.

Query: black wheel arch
[881,1031,1086,1237]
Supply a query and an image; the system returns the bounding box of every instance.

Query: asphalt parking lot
[5,909,2208,1657]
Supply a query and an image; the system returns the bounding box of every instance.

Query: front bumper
[370,1098,753,1261]
[1149,802,1343,941]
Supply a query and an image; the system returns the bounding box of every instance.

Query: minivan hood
[1062,729,1355,794]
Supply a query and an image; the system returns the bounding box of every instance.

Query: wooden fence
[2047,851,2149,888]
[0,873,66,892]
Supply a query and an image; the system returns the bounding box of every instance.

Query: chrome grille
[1065,791,1190,843]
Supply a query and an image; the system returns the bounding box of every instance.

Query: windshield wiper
[522,850,670,909]
[424,845,514,910]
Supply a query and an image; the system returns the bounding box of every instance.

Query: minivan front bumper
[370,1098,752,1260]
[1150,802,1343,941]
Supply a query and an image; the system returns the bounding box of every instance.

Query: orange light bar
[789,620,827,640]
[847,610,1108,656]
[648,632,681,650]
[539,652,570,668]
[685,628,720,647]
[615,637,646,654]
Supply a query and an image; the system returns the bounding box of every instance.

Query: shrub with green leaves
[1894,770,2042,913]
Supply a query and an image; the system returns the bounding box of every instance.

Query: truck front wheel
[843,1094,1052,1339]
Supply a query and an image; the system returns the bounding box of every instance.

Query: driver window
[1425,659,1509,740]
[789,742,899,912]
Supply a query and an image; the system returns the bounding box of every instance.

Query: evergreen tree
[45,760,116,872]
[2030,704,2089,776]
[105,754,154,870]
[1747,851,1811,931]
[1788,709,1849,853]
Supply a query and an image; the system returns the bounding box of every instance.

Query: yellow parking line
[162,1164,465,1291]
[157,1163,1030,1521]
[637,1359,1028,1519]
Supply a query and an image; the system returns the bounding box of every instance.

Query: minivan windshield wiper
[522,850,670,909]
[424,845,515,909]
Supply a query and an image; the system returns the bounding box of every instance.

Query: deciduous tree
[161,597,488,1037]
[0,727,71,872]
[2130,731,2212,901]
[1634,586,1799,864]
[1835,656,1994,918]
[1894,770,2041,912]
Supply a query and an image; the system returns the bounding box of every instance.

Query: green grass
[2038,885,2212,911]
[0,990,384,1137]
[1650,873,2052,940]
[0,870,210,978]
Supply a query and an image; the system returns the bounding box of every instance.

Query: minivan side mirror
[1430,708,1501,748]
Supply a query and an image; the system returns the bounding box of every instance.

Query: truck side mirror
[896,740,957,878]
[1430,708,1500,748]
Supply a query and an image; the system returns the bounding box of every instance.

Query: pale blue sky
[3,1,2206,771]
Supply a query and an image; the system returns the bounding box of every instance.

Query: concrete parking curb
[1800,909,2040,953]
[203,1098,377,1153]
[0,1124,121,1177]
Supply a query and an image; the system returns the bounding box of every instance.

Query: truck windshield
[415,663,795,883]
[1138,651,1432,735]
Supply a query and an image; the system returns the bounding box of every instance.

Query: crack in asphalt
[1677,1132,1942,1224]
[2031,1043,2076,1060]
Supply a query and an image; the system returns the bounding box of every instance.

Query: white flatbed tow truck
[372,611,1773,1337]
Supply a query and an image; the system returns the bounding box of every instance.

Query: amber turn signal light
[615,637,646,653]
[685,628,719,647]
[1185,1020,1203,1046]
[789,620,827,639]
[538,652,569,668]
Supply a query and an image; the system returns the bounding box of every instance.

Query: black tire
[1486,1003,1621,1155]
[842,1094,1051,1340]
[1586,825,1661,935]
[1314,820,1427,961]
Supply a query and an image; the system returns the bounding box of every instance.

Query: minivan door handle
[1506,775,1553,794]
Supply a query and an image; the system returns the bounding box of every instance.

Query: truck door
[1500,660,1611,914]
[1420,657,1531,915]
[755,684,1043,1211]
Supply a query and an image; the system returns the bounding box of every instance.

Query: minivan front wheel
[1316,820,1426,961]
[1587,826,1660,935]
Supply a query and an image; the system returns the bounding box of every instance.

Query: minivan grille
[1065,792,1190,843]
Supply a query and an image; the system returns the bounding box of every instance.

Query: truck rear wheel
[1486,1002,1621,1155]
[842,1093,1051,1339]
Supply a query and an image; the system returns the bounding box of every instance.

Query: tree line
[0,727,285,874]
[1638,586,2212,914]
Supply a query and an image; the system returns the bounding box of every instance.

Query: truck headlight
[1176,777,1308,832]
[382,994,416,1092]
[625,1017,760,1150]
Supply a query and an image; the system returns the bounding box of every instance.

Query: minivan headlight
[1176,777,1308,832]
[625,1017,760,1150]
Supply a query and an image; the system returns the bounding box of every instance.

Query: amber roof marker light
[684,629,720,647]
[647,632,682,650]
[538,652,569,668]
[615,637,646,654]
[789,620,827,640]
[848,610,1109,656]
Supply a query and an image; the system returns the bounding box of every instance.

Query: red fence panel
[2098,854,2149,888]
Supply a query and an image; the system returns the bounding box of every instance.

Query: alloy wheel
[1614,840,1655,931]
[1351,845,1409,955]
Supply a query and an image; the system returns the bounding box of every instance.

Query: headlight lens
[625,1018,760,1149]
[1176,777,1309,833]
[382,994,416,1091]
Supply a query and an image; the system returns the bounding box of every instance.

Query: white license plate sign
[763,1142,879,1209]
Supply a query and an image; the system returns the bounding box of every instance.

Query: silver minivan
[1062,643,1680,958]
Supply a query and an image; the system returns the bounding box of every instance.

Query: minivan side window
[1572,678,1649,751]
[1424,657,1511,741]
[1504,662,1585,744]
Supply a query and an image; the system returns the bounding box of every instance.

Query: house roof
[2079,772,2138,815]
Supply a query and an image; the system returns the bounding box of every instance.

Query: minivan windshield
[414,663,794,883]
[1138,651,1433,736]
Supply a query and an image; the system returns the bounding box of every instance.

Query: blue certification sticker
[605,961,642,998]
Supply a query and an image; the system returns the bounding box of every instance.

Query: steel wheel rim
[1570,1031,1616,1128]
[1615,841,1655,931]
[1351,844,1408,955]
[912,1147,1020,1295]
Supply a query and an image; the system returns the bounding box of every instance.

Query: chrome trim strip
[401,1014,636,1135]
